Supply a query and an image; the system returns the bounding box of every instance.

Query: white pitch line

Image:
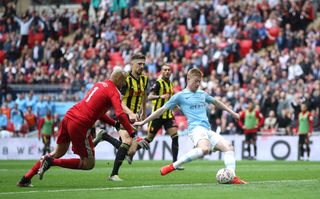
[1,179,319,195]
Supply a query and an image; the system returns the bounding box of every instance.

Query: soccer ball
[216,168,234,184]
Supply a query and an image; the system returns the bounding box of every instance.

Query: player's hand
[129,113,137,123]
[114,121,121,131]
[160,94,170,99]
[133,121,144,126]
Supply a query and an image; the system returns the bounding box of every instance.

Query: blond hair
[187,68,203,79]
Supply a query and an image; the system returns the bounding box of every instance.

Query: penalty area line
[1,179,319,195]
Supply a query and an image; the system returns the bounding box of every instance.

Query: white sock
[224,151,236,176]
[173,148,204,168]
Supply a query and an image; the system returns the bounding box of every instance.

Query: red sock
[52,158,82,169]
[25,160,41,179]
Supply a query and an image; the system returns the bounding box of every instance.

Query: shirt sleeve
[204,92,215,104]
[164,92,180,110]
[110,87,134,134]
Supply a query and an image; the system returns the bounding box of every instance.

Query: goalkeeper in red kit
[16,69,149,187]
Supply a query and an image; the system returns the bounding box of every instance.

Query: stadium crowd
[0,0,319,137]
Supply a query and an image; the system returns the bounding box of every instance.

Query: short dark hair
[131,53,145,61]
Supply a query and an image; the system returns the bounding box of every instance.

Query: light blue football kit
[164,89,223,147]
[164,89,215,133]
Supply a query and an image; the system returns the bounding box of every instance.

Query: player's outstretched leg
[160,147,204,176]
[93,129,122,148]
[16,176,34,187]
[215,139,248,184]
[16,160,41,187]
[109,143,129,181]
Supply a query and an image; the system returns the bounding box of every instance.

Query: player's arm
[140,77,149,120]
[256,111,264,129]
[148,82,161,100]
[212,98,239,120]
[237,111,245,129]
[110,92,136,137]
[140,91,147,120]
[99,114,116,126]
[121,102,137,122]
[135,92,180,126]
[134,106,168,126]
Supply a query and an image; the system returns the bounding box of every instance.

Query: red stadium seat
[238,40,253,57]
[316,46,320,54]
[218,42,228,49]
[184,49,193,59]
[109,52,124,67]
[268,26,280,37]
[130,18,141,29]
[178,25,187,36]
[0,50,5,63]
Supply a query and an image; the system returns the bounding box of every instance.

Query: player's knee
[82,159,95,170]
[199,145,211,154]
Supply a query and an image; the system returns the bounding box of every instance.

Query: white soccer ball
[216,168,234,184]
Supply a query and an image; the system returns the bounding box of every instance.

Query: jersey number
[85,87,98,102]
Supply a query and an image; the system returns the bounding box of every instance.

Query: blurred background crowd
[0,0,319,137]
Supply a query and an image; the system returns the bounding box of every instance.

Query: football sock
[253,144,257,157]
[247,143,251,158]
[171,134,179,162]
[306,144,310,157]
[299,144,304,158]
[111,143,129,176]
[25,160,41,179]
[102,133,122,149]
[52,158,82,169]
[224,151,236,175]
[173,147,203,168]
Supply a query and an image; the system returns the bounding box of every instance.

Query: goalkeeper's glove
[130,132,150,150]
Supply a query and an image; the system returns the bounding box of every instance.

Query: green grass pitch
[0,160,320,199]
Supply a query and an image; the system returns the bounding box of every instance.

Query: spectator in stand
[24,106,37,132]
[10,103,24,137]
[14,13,34,49]
[1,101,11,121]
[277,109,293,135]
[25,90,37,112]
[263,110,278,134]
[36,95,48,119]
[15,93,27,113]
[0,109,8,130]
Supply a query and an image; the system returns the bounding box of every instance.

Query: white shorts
[188,126,223,149]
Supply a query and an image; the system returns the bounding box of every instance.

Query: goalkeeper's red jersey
[65,80,134,135]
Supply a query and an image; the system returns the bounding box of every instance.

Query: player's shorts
[189,126,223,149]
[42,134,51,145]
[148,118,178,135]
[56,117,94,158]
[245,132,257,142]
[298,134,308,145]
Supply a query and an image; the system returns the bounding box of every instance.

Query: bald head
[110,68,127,90]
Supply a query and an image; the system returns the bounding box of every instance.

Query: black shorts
[148,118,178,135]
[245,132,257,142]
[299,134,308,145]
